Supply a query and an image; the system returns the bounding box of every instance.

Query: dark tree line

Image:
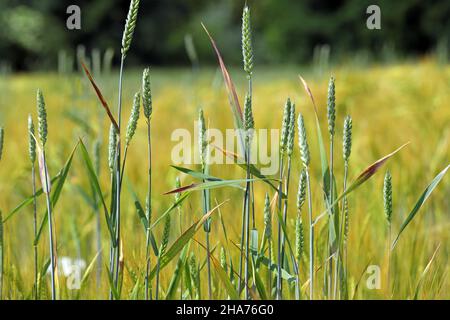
[0,0,448,70]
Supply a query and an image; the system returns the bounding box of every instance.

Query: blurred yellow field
[0,58,448,300]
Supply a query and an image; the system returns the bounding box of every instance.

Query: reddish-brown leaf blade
[81,61,120,132]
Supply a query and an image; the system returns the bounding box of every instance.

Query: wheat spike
[287,102,296,157]
[295,215,304,262]
[327,76,336,136]
[297,114,310,168]
[126,92,141,145]
[241,5,253,76]
[36,89,47,147]
[108,124,117,174]
[343,115,352,162]
[263,193,271,239]
[28,115,36,163]
[142,67,152,119]
[280,98,292,154]
[121,0,140,58]
[383,171,393,226]
[297,169,307,211]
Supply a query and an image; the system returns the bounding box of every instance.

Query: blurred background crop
[0,0,449,71]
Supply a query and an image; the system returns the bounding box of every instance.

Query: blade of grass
[81,61,119,132]
[150,201,227,279]
[392,164,449,248]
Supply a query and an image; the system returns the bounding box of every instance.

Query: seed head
[142,67,152,119]
[263,193,271,239]
[280,98,292,154]
[121,0,140,58]
[160,215,171,257]
[287,102,296,157]
[383,171,393,225]
[327,76,336,136]
[343,115,352,162]
[220,246,227,272]
[343,197,349,243]
[108,124,117,174]
[241,5,253,76]
[126,92,141,145]
[198,109,207,169]
[297,169,307,212]
[297,114,310,167]
[244,93,254,144]
[295,215,304,262]
[36,89,48,147]
[28,115,36,163]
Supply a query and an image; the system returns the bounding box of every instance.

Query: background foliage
[1,0,449,70]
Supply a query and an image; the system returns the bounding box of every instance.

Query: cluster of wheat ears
[0,1,448,300]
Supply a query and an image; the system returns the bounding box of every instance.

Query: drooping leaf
[163,179,257,195]
[165,244,190,300]
[393,165,449,248]
[171,165,222,181]
[214,145,282,195]
[314,143,409,224]
[81,61,119,132]
[34,142,79,245]
[299,76,328,178]
[79,139,116,245]
[201,23,245,155]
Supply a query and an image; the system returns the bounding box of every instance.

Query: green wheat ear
[263,193,271,239]
[126,92,141,145]
[220,246,227,272]
[297,169,307,211]
[160,215,171,257]
[243,93,254,143]
[0,127,4,162]
[327,76,336,136]
[241,5,253,76]
[28,114,36,164]
[287,102,296,157]
[142,67,152,119]
[36,89,47,147]
[108,124,117,174]
[295,215,304,261]
[297,114,310,168]
[383,171,393,226]
[343,115,352,162]
[280,98,292,154]
[198,109,207,169]
[121,0,140,58]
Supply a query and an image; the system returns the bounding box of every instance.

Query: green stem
[145,121,152,300]
[31,164,38,299]
[276,153,284,299]
[328,137,334,298]
[306,169,314,300]
[43,152,56,300]
[112,56,125,296]
[334,162,348,299]
[244,146,251,300]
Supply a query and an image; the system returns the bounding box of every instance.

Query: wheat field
[0,58,448,300]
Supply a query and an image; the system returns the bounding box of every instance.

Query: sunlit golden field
[0,59,449,300]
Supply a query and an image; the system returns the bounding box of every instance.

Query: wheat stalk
[298,113,313,299]
[28,115,39,299]
[37,89,56,300]
[142,67,153,300]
